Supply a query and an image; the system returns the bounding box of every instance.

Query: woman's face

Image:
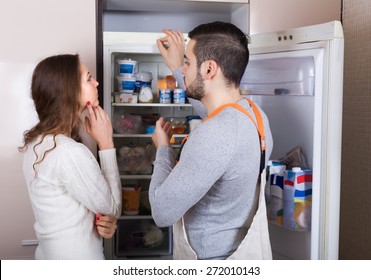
[79,63,99,110]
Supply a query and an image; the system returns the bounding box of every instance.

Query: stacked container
[116,59,137,103]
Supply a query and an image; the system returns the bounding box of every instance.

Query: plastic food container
[117,145,153,175]
[117,59,137,75]
[113,113,142,134]
[171,124,187,134]
[113,92,138,103]
[169,117,187,125]
[122,184,142,215]
[168,117,187,134]
[134,71,153,93]
[119,93,138,103]
[117,74,136,93]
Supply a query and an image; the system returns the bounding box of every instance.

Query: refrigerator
[102,20,344,260]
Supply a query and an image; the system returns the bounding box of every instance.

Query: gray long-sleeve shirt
[149,96,273,259]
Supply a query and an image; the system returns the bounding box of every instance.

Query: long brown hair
[19,54,83,169]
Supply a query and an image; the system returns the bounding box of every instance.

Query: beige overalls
[173,99,272,260]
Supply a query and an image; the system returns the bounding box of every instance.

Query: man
[149,21,273,260]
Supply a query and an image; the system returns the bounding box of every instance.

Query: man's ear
[203,60,218,79]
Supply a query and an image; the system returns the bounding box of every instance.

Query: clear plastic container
[117,145,153,175]
[113,112,142,134]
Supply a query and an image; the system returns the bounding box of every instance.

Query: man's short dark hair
[188,21,249,87]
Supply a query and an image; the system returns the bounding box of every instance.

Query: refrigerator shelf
[268,221,310,232]
[113,133,188,138]
[120,175,152,180]
[118,215,153,220]
[112,102,192,107]
[240,56,315,96]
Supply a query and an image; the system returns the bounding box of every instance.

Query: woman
[19,54,122,259]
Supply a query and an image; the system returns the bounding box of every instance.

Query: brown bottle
[166,75,177,90]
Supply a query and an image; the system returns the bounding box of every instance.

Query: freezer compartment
[116,218,173,257]
[240,56,315,96]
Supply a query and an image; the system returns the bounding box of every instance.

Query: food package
[113,112,142,134]
[267,161,286,225]
[117,144,153,175]
[282,167,312,230]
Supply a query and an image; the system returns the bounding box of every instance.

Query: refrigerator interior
[241,45,325,259]
[103,39,196,259]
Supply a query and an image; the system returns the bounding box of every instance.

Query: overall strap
[233,99,266,174]
[204,99,266,174]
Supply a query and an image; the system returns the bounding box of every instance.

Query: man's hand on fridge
[157,29,185,72]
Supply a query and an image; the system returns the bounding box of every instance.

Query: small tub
[117,74,136,93]
[117,59,137,75]
[134,71,153,93]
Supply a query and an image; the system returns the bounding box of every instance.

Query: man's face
[182,39,205,101]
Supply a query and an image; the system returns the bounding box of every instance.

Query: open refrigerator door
[241,21,344,259]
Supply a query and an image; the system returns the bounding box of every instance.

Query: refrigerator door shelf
[240,56,315,96]
[268,221,311,232]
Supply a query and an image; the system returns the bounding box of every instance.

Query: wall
[250,0,341,34]
[0,0,96,259]
[339,0,371,259]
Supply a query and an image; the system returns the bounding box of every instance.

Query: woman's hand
[84,102,114,150]
[151,117,172,149]
[95,214,117,239]
[156,29,185,72]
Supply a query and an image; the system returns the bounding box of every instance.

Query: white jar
[138,86,153,103]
